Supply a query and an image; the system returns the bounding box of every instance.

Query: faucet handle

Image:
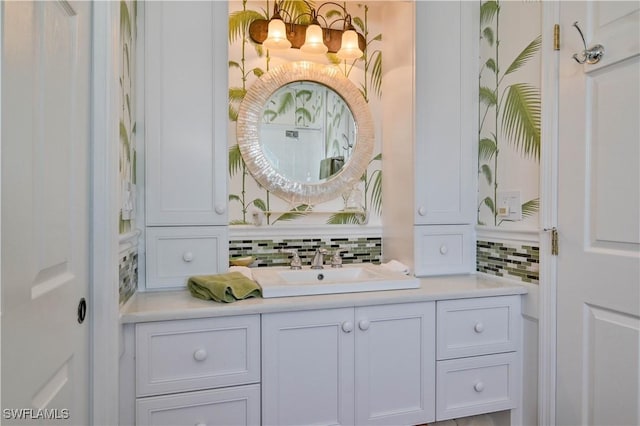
[331,249,348,268]
[280,249,302,270]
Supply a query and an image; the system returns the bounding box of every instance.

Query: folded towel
[381,259,411,275]
[188,272,262,303]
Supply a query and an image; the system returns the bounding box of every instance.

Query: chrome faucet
[310,248,327,269]
[280,249,302,270]
[330,249,347,268]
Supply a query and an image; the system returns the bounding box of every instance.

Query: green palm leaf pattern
[501,83,540,160]
[479,137,497,161]
[480,1,499,26]
[483,27,494,46]
[228,145,243,177]
[480,164,493,185]
[482,196,495,214]
[485,58,497,74]
[370,169,382,216]
[504,35,541,76]
[370,50,383,99]
[327,212,366,225]
[228,9,265,44]
[479,86,497,107]
[273,205,312,223]
[521,198,539,218]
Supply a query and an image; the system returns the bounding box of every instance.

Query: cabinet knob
[474,382,485,392]
[439,245,448,255]
[193,349,208,361]
[183,252,194,262]
[215,205,226,215]
[358,320,370,331]
[418,206,427,216]
[195,423,207,426]
[474,322,485,333]
[342,321,353,333]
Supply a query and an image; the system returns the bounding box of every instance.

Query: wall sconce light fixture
[249,1,365,60]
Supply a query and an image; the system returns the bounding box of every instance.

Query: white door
[557,2,640,425]
[1,1,91,424]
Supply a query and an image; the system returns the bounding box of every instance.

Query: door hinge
[544,227,559,255]
[546,227,559,255]
[554,24,560,51]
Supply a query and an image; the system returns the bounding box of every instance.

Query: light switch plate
[496,191,522,221]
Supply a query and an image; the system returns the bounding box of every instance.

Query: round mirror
[237,61,374,205]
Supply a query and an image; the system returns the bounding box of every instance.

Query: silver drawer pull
[193,349,208,361]
[474,382,485,392]
[474,322,485,333]
[183,251,194,262]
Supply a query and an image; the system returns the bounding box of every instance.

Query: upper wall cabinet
[144,1,228,226]
[414,0,476,226]
[383,1,478,276]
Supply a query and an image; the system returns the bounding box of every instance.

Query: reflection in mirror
[237,61,374,206]
[260,81,356,183]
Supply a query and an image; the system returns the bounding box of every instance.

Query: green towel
[187,272,262,303]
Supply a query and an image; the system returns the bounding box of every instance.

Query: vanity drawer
[136,316,260,397]
[436,295,520,360]
[435,352,518,421]
[413,225,473,276]
[145,226,228,289]
[136,384,261,426]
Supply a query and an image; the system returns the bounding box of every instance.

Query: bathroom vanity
[119,275,526,426]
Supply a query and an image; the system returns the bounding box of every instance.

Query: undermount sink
[252,263,420,298]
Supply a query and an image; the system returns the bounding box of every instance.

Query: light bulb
[263,18,291,50]
[336,29,363,60]
[301,23,328,54]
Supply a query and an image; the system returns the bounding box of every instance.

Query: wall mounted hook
[572,21,605,64]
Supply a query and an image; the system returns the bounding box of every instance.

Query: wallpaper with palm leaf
[119,0,138,234]
[477,0,541,228]
[228,0,383,226]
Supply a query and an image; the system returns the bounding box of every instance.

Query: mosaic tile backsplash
[119,250,138,305]
[476,240,539,284]
[230,236,382,267]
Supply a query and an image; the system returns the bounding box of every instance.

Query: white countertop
[120,274,528,324]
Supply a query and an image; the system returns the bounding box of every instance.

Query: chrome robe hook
[572,21,605,64]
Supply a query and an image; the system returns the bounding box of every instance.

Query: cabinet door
[145,1,228,225]
[354,302,436,425]
[262,308,355,426]
[414,1,476,225]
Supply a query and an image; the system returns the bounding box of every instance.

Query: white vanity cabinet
[261,302,436,426]
[435,295,521,421]
[134,315,261,426]
[383,1,477,276]
[143,1,229,288]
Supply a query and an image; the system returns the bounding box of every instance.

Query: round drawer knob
[195,423,207,426]
[342,321,354,333]
[474,382,485,392]
[474,322,485,333]
[418,206,427,216]
[215,205,226,215]
[193,349,208,361]
[359,320,370,331]
[439,245,448,255]
[183,252,194,262]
